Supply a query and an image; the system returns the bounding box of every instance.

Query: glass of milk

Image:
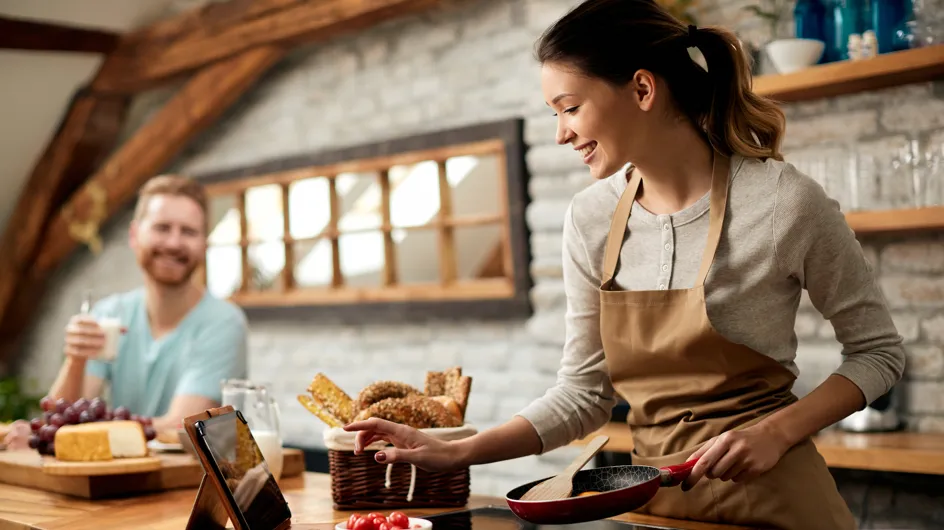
[96,316,123,361]
[222,380,283,480]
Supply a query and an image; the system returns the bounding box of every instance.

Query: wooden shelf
[573,422,944,475]
[753,44,944,101]
[845,206,944,235]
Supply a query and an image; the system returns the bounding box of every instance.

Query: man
[5,175,247,448]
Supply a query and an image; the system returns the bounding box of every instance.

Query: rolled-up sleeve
[774,164,905,405]
[516,201,618,453]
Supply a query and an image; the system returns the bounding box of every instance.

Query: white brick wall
[14,0,944,519]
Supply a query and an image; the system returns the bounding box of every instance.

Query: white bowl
[765,38,825,74]
[336,517,432,530]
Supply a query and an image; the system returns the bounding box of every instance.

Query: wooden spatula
[519,435,609,501]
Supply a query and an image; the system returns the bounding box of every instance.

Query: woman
[346,0,905,527]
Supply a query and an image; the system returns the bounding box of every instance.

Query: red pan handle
[659,458,698,487]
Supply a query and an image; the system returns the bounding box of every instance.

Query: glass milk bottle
[221,380,284,480]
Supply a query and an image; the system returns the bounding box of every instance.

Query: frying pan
[504,459,697,525]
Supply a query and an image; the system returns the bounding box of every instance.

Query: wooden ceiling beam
[33,46,285,278]
[0,16,121,54]
[0,89,130,331]
[0,46,283,366]
[92,0,441,93]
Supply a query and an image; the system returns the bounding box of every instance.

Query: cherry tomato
[352,517,374,530]
[366,513,385,521]
[347,514,361,530]
[372,517,387,528]
[379,523,395,530]
[389,512,409,529]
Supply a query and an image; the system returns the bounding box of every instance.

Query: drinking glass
[221,380,284,480]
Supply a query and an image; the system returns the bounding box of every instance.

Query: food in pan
[299,367,472,429]
[576,490,602,497]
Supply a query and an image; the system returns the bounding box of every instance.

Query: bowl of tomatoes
[337,511,431,530]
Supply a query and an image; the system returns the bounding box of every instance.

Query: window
[197,119,531,320]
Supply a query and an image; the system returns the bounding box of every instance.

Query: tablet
[192,409,292,530]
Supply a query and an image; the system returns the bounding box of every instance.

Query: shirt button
[663,224,670,230]
[662,264,669,272]
[659,284,667,290]
[664,243,671,250]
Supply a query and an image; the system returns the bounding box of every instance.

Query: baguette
[297,394,344,428]
[307,373,356,423]
[355,395,462,428]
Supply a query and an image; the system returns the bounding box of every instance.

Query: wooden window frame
[196,118,533,322]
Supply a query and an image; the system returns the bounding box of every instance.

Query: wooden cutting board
[43,456,163,476]
[0,447,305,499]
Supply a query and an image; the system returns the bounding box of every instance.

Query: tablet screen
[199,412,291,529]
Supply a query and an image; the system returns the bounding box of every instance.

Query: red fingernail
[375,452,386,462]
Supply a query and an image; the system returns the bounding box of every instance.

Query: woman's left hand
[681,423,792,491]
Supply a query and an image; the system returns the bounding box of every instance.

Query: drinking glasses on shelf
[911,0,944,46]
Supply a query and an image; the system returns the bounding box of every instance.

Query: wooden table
[0,472,752,530]
[0,448,306,499]
[574,422,944,475]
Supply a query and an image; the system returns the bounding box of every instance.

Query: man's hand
[2,420,32,451]
[682,423,792,490]
[64,315,105,360]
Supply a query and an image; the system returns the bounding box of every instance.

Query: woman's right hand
[63,315,104,360]
[343,418,463,472]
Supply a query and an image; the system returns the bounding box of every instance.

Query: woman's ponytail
[692,26,786,161]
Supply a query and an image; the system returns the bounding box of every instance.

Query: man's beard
[139,249,199,287]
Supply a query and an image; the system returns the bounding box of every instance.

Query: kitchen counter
[573,422,944,475]
[0,471,752,530]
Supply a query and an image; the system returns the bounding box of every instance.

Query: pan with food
[504,459,697,524]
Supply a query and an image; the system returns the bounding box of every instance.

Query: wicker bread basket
[323,424,477,510]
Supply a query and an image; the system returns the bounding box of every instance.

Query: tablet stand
[184,405,239,530]
[185,475,231,530]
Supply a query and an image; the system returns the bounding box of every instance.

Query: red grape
[42,411,54,424]
[114,406,131,421]
[89,400,106,419]
[102,410,114,421]
[30,418,43,432]
[28,435,40,449]
[79,410,93,424]
[39,396,53,412]
[63,407,79,425]
[49,413,65,428]
[46,441,56,456]
[73,398,90,413]
[143,426,156,441]
[39,424,57,443]
[139,416,153,427]
[55,398,70,414]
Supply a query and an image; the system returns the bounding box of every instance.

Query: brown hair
[134,174,208,229]
[535,0,785,161]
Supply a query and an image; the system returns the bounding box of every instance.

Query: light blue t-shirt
[86,288,248,418]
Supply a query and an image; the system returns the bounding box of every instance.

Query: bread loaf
[54,421,147,462]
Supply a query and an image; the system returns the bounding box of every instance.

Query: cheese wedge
[54,421,148,462]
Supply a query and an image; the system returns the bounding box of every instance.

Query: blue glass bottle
[892,0,915,50]
[824,0,864,61]
[872,0,906,53]
[795,0,827,42]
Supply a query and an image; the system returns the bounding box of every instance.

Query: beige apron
[599,155,856,530]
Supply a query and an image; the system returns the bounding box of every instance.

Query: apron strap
[601,167,641,289]
[695,154,731,287]
[600,154,731,290]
